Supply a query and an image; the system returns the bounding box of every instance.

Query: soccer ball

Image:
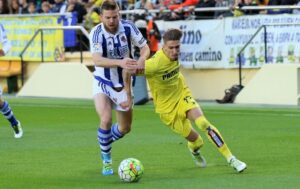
[118,158,144,182]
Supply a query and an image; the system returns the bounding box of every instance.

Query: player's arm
[120,69,133,110]
[120,45,149,76]
[129,21,150,74]
[119,45,150,108]
[135,45,150,75]
[126,51,156,76]
[0,25,12,57]
[137,44,150,66]
[89,26,137,69]
[92,53,137,69]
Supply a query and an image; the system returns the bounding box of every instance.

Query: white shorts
[93,79,129,111]
[0,85,2,96]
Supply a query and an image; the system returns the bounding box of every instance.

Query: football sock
[97,128,113,162]
[111,123,124,141]
[187,136,204,152]
[195,116,233,160]
[0,101,18,126]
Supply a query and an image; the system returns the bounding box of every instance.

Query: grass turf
[0,97,300,189]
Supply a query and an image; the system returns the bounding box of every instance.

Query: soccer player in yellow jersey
[133,28,247,173]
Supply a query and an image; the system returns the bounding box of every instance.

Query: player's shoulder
[146,50,163,66]
[121,19,140,33]
[90,23,103,36]
[121,19,135,27]
[151,50,164,62]
[89,23,104,42]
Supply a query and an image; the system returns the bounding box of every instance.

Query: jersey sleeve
[129,21,147,48]
[89,25,103,54]
[145,56,157,77]
[0,24,11,55]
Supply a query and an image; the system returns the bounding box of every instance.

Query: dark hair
[100,0,119,13]
[0,0,10,14]
[163,29,182,43]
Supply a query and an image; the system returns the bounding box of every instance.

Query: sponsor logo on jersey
[162,67,179,80]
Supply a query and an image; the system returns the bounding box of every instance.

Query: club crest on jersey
[121,36,127,42]
[119,34,128,46]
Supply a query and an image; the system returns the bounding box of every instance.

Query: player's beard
[104,24,118,34]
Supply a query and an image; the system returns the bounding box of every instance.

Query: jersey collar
[102,21,125,38]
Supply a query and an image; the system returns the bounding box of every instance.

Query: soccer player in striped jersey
[89,0,150,175]
[132,28,246,173]
[0,23,23,139]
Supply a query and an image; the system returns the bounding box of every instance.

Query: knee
[118,124,131,134]
[195,116,211,131]
[0,99,4,108]
[100,118,112,129]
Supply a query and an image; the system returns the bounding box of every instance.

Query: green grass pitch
[1,97,300,189]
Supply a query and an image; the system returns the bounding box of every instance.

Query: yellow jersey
[145,49,186,114]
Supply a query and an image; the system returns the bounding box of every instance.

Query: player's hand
[120,58,137,69]
[125,68,137,75]
[120,97,132,110]
[135,57,145,74]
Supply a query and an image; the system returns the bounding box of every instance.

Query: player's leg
[187,107,247,172]
[185,127,207,168]
[112,88,132,141]
[0,93,22,138]
[173,91,206,167]
[115,108,132,139]
[188,107,233,160]
[94,93,114,175]
[161,112,206,168]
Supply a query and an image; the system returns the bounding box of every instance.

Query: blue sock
[111,123,124,141]
[97,128,113,162]
[1,101,18,126]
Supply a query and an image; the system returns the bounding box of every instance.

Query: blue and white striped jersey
[0,23,11,55]
[89,19,147,88]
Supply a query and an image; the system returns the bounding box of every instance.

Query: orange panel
[0,61,10,72]
[10,61,22,75]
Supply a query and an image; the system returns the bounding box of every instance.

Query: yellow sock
[195,116,233,161]
[187,136,204,153]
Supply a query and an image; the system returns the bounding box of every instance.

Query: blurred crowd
[1,0,300,30]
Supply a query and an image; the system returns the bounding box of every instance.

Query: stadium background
[1,1,300,104]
